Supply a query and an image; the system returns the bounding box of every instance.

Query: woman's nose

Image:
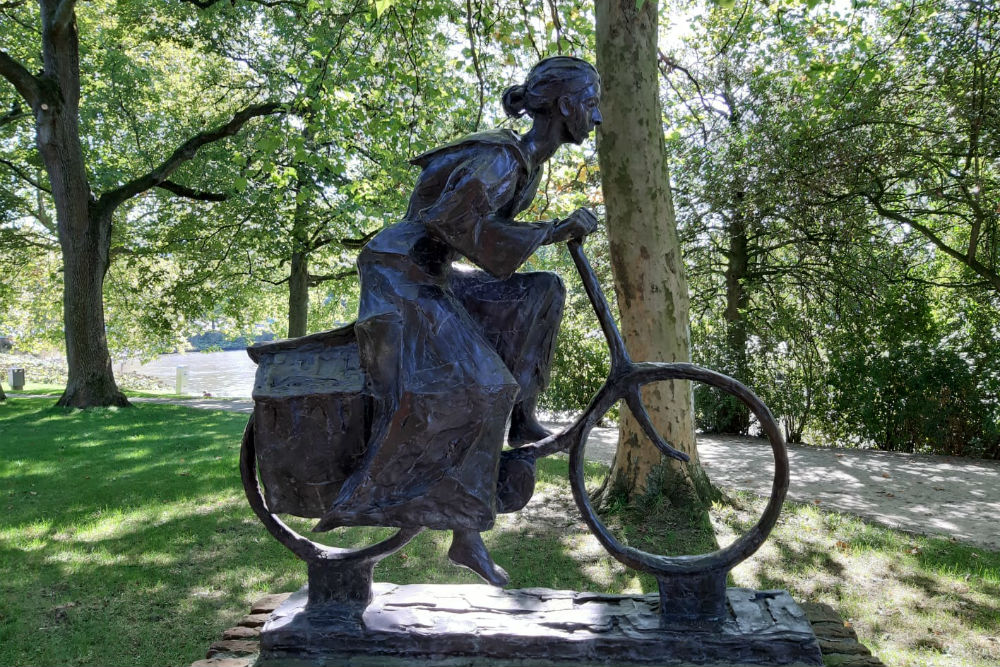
[593,108,603,125]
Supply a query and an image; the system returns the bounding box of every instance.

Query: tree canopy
[2,0,997,457]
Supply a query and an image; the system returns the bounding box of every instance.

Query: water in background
[124,349,257,397]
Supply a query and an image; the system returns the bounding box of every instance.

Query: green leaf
[374,0,395,16]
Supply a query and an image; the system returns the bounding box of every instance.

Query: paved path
[559,423,1000,552]
[21,395,1000,551]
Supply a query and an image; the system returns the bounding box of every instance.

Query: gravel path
[21,395,1000,551]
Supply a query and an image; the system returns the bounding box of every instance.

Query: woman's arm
[417,146,555,280]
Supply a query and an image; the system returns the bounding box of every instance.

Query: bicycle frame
[515,239,689,464]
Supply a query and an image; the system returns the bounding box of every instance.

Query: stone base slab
[257,584,823,666]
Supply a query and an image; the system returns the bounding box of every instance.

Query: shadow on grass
[8,398,997,666]
[0,400,657,665]
[0,400,291,665]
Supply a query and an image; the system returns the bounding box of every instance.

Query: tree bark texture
[595,0,704,501]
[35,0,128,408]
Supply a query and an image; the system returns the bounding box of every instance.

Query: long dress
[314,130,564,532]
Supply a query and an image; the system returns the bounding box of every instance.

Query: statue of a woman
[315,57,602,586]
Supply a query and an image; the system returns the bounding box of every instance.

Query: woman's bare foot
[448,529,509,587]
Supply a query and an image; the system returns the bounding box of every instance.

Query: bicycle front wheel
[567,362,788,578]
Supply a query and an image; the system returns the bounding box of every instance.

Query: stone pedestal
[257,584,823,666]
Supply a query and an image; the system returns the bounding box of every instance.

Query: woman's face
[559,81,603,145]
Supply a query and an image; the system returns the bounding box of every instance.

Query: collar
[409,129,533,172]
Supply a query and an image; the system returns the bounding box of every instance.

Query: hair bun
[501,84,527,118]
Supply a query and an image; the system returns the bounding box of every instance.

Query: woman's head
[502,56,601,120]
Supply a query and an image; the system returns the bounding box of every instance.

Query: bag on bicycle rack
[247,325,371,518]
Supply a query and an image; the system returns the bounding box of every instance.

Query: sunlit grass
[1,397,998,666]
[7,383,199,398]
[717,491,1000,667]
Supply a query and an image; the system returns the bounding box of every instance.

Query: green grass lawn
[8,383,205,398]
[0,396,616,666]
[1,396,998,666]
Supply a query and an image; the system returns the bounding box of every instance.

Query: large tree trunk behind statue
[595,0,709,505]
[56,210,128,408]
[287,181,312,339]
[287,247,309,339]
[36,1,128,408]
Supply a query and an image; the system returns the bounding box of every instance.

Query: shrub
[822,342,1000,458]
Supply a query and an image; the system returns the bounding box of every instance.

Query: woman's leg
[450,268,566,445]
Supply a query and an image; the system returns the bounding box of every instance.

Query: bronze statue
[311,56,602,586]
[242,56,818,667]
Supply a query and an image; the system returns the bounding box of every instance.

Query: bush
[822,342,1000,458]
[540,319,610,414]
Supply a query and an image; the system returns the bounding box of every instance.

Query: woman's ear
[558,94,572,117]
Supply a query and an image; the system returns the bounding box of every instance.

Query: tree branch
[0,103,28,128]
[658,50,709,106]
[155,180,228,202]
[308,268,356,286]
[0,229,58,253]
[98,101,285,213]
[178,0,306,8]
[868,195,1000,292]
[0,50,41,108]
[338,228,378,249]
[712,0,752,59]
[0,157,51,192]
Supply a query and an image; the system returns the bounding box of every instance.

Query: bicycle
[240,238,789,622]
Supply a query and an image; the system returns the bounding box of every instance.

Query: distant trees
[0,0,289,407]
[1,0,996,458]
[0,0,598,398]
[663,0,1000,457]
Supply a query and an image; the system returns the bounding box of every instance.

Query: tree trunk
[34,1,127,408]
[721,211,750,434]
[56,208,129,408]
[287,249,309,338]
[595,0,712,508]
[287,175,311,339]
